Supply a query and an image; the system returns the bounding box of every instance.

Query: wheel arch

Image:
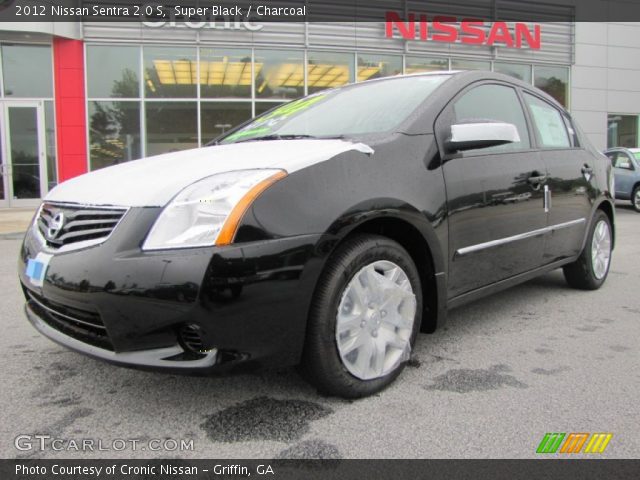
[596,199,616,249]
[316,204,448,333]
[631,181,640,203]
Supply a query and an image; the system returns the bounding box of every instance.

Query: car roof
[349,70,455,88]
[353,70,566,111]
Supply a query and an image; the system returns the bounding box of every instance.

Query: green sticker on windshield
[261,94,327,122]
[223,93,328,143]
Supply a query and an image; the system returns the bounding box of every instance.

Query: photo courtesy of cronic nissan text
[0,1,638,479]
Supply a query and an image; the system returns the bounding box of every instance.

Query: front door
[436,82,547,298]
[1,102,47,207]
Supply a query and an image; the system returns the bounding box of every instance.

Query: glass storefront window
[144,47,197,99]
[88,101,141,170]
[87,45,140,98]
[534,65,569,107]
[145,102,197,156]
[494,62,532,83]
[1,45,53,97]
[357,54,402,82]
[307,51,354,94]
[451,58,491,71]
[254,50,304,100]
[7,107,41,198]
[199,48,252,98]
[44,101,57,189]
[607,114,638,148]
[76,43,574,183]
[201,102,252,144]
[405,56,448,74]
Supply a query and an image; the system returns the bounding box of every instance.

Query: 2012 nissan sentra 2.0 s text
[19,71,615,398]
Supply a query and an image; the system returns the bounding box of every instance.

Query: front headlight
[142,169,287,250]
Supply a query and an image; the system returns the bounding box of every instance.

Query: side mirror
[445,122,520,153]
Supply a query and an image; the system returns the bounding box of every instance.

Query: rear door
[436,82,547,298]
[522,92,594,263]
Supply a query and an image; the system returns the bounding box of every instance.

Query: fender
[317,199,449,331]
[323,198,446,275]
[239,140,450,331]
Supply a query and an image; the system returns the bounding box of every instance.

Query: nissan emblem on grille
[46,211,65,241]
[37,203,127,250]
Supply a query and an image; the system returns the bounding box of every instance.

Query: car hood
[46,139,373,207]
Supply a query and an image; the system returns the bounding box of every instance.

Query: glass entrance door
[1,102,47,207]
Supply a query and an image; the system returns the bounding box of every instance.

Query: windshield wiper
[235,134,347,143]
[234,134,314,143]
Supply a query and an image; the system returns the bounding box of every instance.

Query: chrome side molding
[456,218,586,257]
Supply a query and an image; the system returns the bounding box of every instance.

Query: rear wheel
[632,186,640,212]
[563,210,612,290]
[301,234,422,398]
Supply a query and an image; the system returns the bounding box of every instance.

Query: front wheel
[632,186,640,213]
[301,234,423,398]
[563,210,612,290]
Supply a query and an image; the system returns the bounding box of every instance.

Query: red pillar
[52,37,88,182]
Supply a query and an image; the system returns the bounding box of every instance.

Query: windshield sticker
[224,93,328,143]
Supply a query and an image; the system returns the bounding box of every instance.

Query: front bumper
[25,302,218,370]
[19,207,327,373]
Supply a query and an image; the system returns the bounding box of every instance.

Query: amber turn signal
[216,171,288,246]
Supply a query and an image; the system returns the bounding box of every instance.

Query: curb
[0,232,25,240]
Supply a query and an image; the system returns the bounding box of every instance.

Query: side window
[612,152,634,170]
[523,92,571,148]
[452,84,530,154]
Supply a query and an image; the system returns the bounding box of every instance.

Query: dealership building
[1,17,639,207]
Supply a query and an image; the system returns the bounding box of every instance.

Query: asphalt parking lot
[1,206,638,459]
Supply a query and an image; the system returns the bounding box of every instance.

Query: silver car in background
[604,147,640,212]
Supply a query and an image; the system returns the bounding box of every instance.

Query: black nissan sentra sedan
[19,71,614,398]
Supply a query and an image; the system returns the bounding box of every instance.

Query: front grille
[26,289,114,351]
[37,203,127,250]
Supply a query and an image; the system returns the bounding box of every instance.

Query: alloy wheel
[591,220,612,280]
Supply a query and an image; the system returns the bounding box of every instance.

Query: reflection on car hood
[45,139,374,207]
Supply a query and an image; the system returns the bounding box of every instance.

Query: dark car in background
[604,147,640,212]
[19,71,614,398]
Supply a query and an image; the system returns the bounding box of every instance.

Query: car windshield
[218,75,450,144]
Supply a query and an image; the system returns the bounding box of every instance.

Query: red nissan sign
[385,12,541,50]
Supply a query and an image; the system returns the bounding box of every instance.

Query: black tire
[301,234,423,398]
[632,186,640,213]
[563,210,612,290]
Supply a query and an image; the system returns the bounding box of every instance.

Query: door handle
[527,172,547,188]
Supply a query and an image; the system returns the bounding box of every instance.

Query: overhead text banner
[1,0,640,22]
